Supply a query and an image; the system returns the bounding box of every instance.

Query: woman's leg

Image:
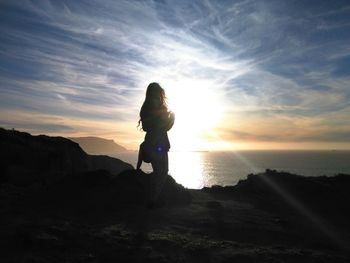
[136,144,143,170]
[150,152,168,202]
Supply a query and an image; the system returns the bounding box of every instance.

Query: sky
[1,0,350,150]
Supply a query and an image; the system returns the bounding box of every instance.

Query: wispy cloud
[0,0,349,149]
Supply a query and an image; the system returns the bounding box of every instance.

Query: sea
[111,150,350,189]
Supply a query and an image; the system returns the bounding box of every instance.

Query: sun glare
[166,80,223,151]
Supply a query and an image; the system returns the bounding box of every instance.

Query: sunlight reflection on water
[168,151,205,189]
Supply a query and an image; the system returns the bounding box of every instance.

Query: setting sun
[166,80,224,151]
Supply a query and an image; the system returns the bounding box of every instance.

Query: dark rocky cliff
[0,128,133,186]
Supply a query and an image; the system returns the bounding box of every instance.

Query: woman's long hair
[138,82,168,129]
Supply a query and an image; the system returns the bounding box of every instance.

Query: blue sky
[1,0,350,149]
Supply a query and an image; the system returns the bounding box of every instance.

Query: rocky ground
[1,169,350,263]
[1,128,350,262]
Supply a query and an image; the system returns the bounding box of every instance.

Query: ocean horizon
[112,150,350,189]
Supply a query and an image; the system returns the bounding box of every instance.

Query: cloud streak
[0,0,350,149]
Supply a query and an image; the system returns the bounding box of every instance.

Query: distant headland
[68,136,128,154]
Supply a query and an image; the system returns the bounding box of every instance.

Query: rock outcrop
[113,169,192,206]
[203,169,350,214]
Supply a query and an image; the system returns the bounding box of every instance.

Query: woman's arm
[141,109,175,132]
[165,111,175,131]
[158,111,174,131]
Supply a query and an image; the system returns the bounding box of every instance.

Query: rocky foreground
[1,128,350,262]
[1,169,350,262]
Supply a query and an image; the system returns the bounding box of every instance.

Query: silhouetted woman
[138,82,175,207]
